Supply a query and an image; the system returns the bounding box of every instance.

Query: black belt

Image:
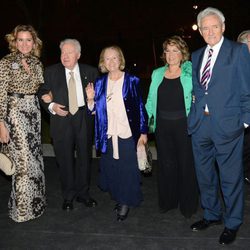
[8,92,35,98]
[78,106,85,110]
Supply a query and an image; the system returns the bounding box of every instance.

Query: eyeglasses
[164,50,181,54]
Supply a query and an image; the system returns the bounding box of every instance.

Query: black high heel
[117,204,129,221]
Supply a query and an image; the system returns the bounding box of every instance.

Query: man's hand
[52,103,69,116]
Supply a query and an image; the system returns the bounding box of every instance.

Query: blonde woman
[87,45,148,221]
[0,25,46,222]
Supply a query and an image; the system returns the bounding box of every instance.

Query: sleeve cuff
[48,102,56,115]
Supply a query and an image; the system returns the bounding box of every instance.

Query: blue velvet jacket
[94,72,148,153]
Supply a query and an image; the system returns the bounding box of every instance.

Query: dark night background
[1,0,250,78]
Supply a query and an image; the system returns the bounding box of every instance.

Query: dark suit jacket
[188,38,250,139]
[38,63,99,140]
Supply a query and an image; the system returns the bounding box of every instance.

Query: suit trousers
[243,127,250,178]
[52,108,91,201]
[191,115,244,230]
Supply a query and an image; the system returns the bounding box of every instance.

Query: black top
[157,77,186,119]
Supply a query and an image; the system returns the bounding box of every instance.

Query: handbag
[0,143,15,175]
[137,143,153,173]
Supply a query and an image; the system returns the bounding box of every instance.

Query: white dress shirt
[200,37,224,112]
[200,36,224,86]
[49,63,85,114]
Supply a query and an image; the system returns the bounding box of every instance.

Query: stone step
[42,144,157,160]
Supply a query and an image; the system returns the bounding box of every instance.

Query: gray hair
[197,7,225,28]
[59,38,81,53]
[237,30,250,43]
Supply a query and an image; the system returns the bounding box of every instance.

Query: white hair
[59,38,81,53]
[237,30,250,43]
[197,7,225,28]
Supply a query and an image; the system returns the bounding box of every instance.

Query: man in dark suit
[39,39,98,210]
[237,30,250,185]
[188,7,250,245]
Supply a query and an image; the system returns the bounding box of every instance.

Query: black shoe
[219,227,237,245]
[244,177,250,185]
[62,200,73,211]
[114,203,121,212]
[76,197,97,207]
[191,218,222,231]
[117,204,129,221]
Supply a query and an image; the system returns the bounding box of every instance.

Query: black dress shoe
[62,200,73,211]
[219,227,237,245]
[76,197,97,207]
[117,205,129,221]
[191,218,222,231]
[114,203,121,212]
[244,177,250,185]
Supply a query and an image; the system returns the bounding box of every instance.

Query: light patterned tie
[68,71,78,115]
[201,48,213,87]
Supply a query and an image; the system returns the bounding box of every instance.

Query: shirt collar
[207,36,224,53]
[65,63,79,75]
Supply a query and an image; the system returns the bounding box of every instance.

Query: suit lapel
[79,64,89,102]
[57,64,69,104]
[209,38,229,84]
[197,48,206,84]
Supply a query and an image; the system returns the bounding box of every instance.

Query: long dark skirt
[98,137,143,207]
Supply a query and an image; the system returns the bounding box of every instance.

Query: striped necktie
[201,48,213,87]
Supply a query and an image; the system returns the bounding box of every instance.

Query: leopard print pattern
[0,52,44,122]
[0,51,46,222]
[7,95,46,222]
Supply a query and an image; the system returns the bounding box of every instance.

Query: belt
[204,111,210,116]
[78,106,85,110]
[8,92,35,98]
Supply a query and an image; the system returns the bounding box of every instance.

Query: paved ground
[0,156,250,249]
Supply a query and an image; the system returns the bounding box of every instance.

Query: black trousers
[52,108,91,201]
[155,116,199,217]
[243,127,250,178]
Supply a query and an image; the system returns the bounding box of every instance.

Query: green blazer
[145,61,193,132]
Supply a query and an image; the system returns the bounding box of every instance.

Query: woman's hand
[41,91,53,103]
[0,122,10,143]
[137,134,148,147]
[85,82,95,104]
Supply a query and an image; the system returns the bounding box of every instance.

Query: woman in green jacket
[146,36,198,218]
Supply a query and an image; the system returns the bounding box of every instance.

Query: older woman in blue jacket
[87,45,148,221]
[146,36,198,218]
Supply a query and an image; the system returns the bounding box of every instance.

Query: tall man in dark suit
[237,30,250,185]
[39,39,98,210]
[188,7,250,245]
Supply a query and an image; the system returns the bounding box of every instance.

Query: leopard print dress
[0,52,46,222]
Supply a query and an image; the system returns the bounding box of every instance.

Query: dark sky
[1,0,250,77]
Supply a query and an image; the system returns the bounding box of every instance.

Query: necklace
[107,79,116,102]
[106,72,124,102]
